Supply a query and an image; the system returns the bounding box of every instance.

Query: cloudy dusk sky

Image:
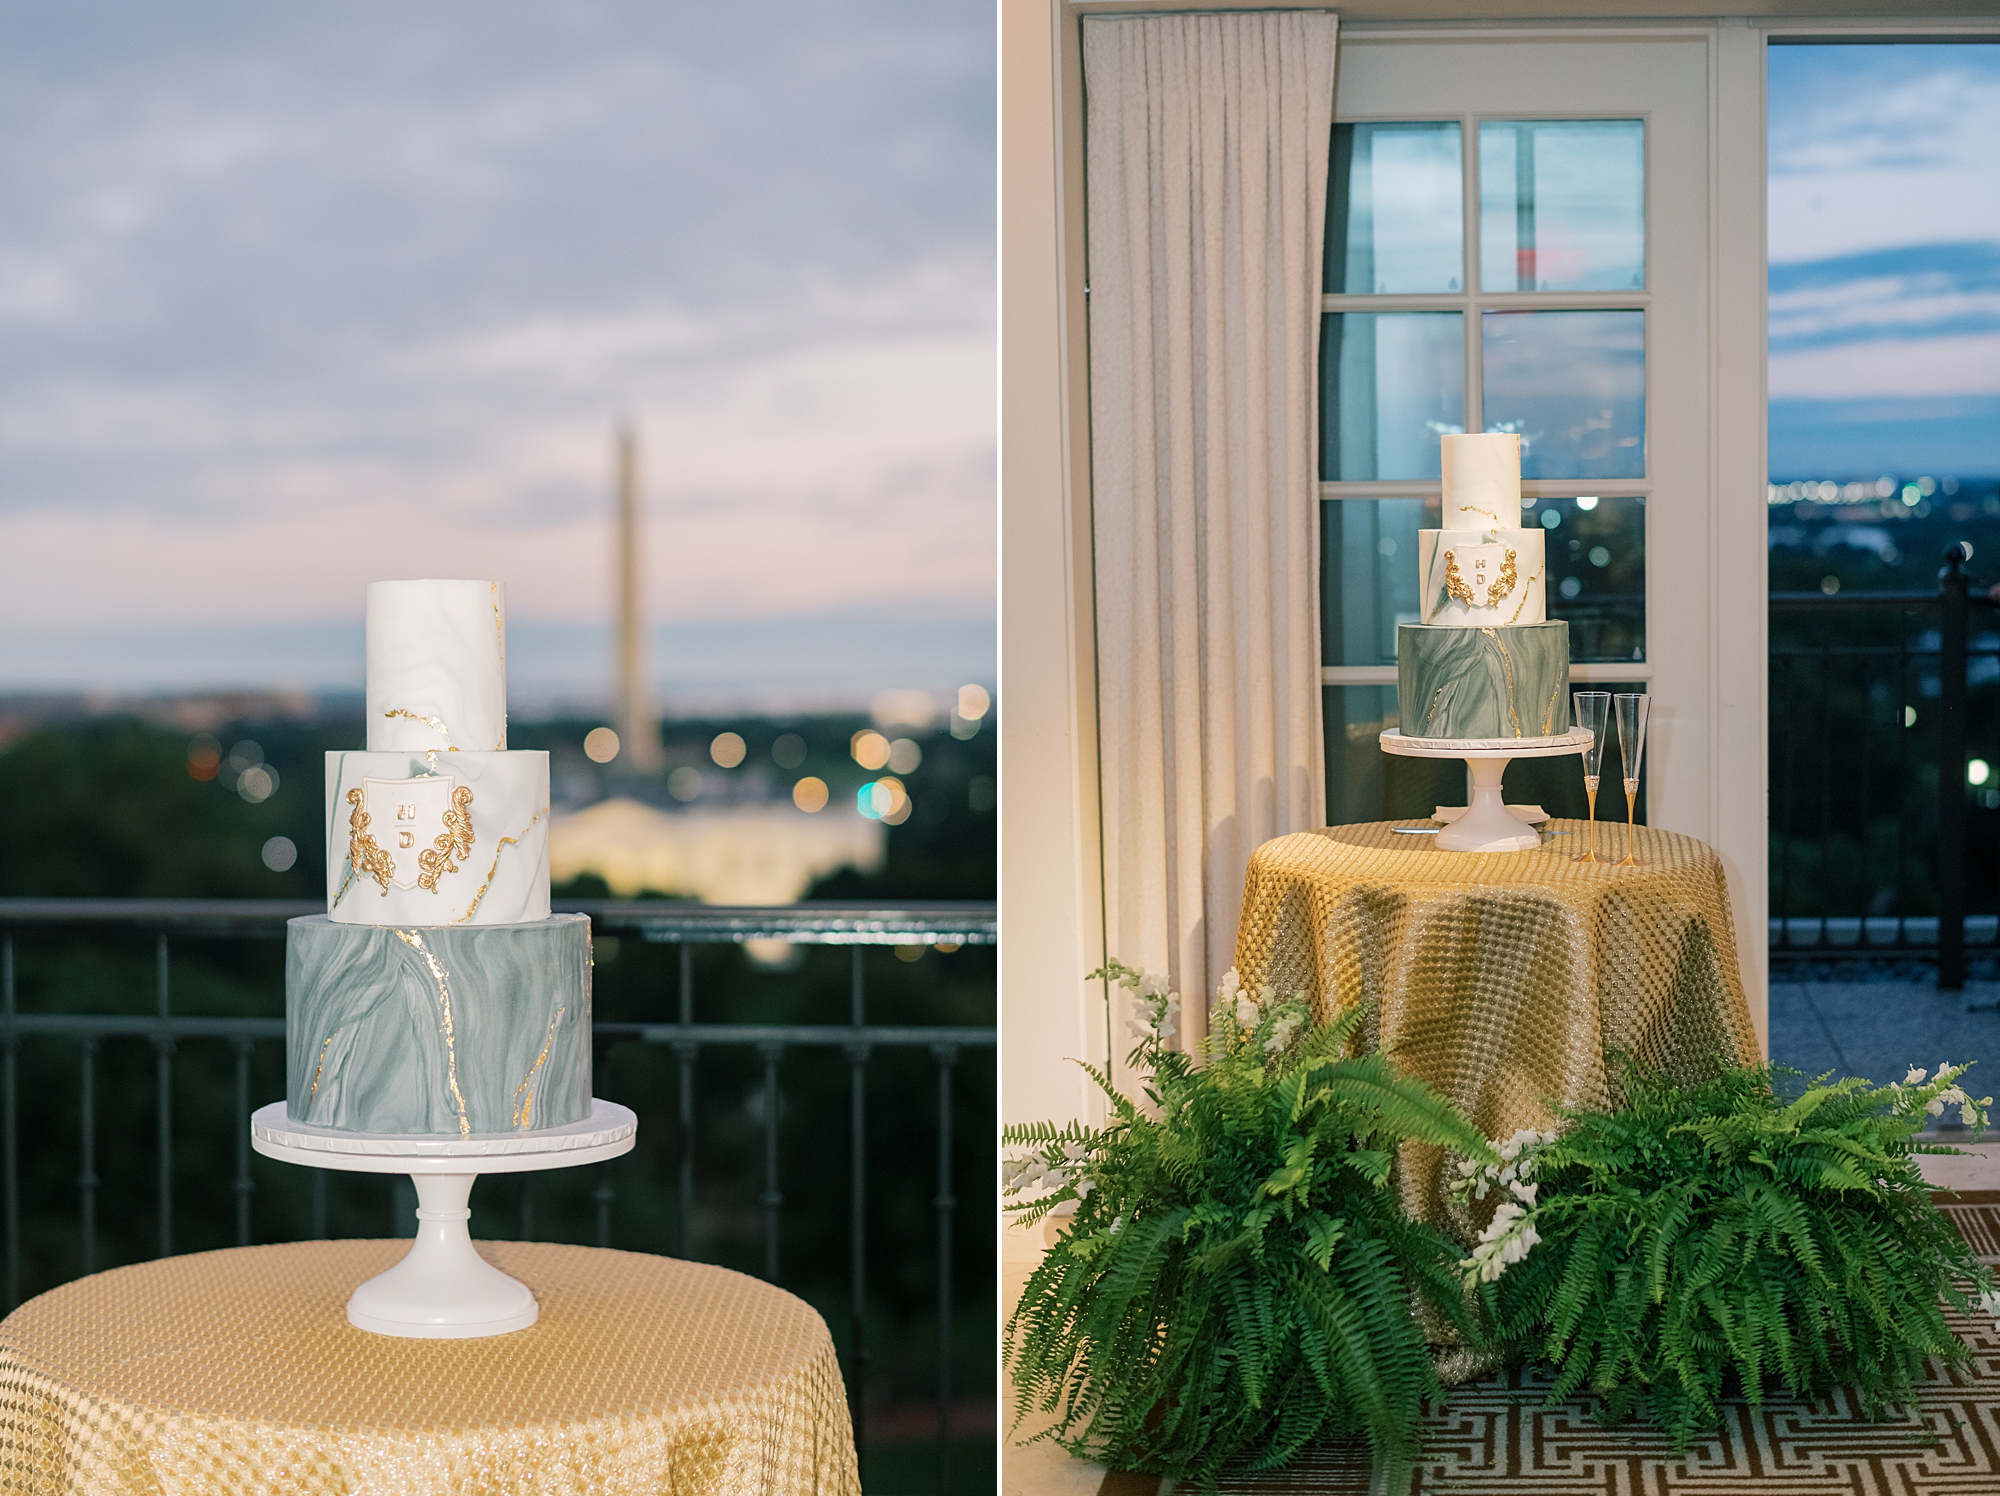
[1768,43,2000,481]
[0,2,994,707]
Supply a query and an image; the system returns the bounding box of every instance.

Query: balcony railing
[0,898,995,1496]
[1770,544,1997,986]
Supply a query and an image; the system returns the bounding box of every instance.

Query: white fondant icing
[366,580,508,753]
[1440,433,1522,532]
[1417,528,1547,627]
[326,750,550,926]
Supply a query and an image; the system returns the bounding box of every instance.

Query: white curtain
[1084,11,1337,1050]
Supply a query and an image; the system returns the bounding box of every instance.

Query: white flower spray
[1209,965,1310,1061]
[1448,1127,1559,1283]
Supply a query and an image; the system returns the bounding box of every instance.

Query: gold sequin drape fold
[1232,820,1761,1229]
[0,1240,860,1496]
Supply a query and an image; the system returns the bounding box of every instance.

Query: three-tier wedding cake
[285,580,591,1137]
[1398,433,1571,740]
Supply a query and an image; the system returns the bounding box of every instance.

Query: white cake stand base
[1380,728,1593,853]
[250,1099,636,1339]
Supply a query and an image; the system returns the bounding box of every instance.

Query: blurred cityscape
[1768,473,2000,596]
[0,684,997,912]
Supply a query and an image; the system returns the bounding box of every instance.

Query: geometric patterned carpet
[1186,1198,2000,1495]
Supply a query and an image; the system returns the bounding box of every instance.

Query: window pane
[1326,122,1464,294]
[1320,312,1465,481]
[1323,685,1463,825]
[1321,498,1431,665]
[1482,310,1644,479]
[1526,494,1645,662]
[1479,119,1645,292]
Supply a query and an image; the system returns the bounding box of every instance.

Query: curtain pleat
[1084,12,1337,1049]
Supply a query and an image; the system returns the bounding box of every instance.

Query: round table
[0,1240,860,1496]
[1232,818,1761,1231]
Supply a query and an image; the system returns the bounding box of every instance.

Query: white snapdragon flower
[1215,967,1261,1029]
[1979,1287,2000,1319]
[1462,1199,1544,1283]
[1264,1012,1303,1054]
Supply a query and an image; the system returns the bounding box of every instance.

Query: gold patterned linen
[1232,819,1760,1231]
[0,1240,859,1496]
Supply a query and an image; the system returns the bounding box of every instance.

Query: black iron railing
[1770,544,1997,986]
[0,898,994,1496]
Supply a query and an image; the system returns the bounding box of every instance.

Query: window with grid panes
[1319,117,1651,826]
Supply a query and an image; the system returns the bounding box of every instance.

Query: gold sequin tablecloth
[0,1240,859,1496]
[1232,819,1761,1227]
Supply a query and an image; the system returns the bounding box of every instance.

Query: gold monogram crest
[346,775,477,893]
[417,786,476,891]
[345,789,399,895]
[1442,546,1518,610]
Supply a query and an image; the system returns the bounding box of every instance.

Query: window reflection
[1526,494,1645,662]
[1483,310,1644,479]
[1321,498,1429,666]
[1322,685,1463,824]
[1479,120,1645,292]
[1326,122,1463,294]
[1320,313,1465,481]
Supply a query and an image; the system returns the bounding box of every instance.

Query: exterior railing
[0,898,995,1496]
[1769,544,1997,986]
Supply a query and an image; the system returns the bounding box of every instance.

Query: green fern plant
[1003,961,1497,1488]
[1467,1059,2000,1448]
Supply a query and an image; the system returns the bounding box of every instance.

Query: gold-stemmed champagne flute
[1614,693,1651,866]
[1572,691,1610,862]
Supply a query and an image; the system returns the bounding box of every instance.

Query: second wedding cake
[1398,434,1571,740]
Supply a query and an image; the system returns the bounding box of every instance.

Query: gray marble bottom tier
[286,913,591,1136]
[1397,621,1571,740]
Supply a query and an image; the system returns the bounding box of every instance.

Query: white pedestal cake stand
[1380,727,1593,853]
[250,1099,637,1339]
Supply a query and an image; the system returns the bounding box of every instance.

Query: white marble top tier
[1440,432,1522,533]
[366,580,508,753]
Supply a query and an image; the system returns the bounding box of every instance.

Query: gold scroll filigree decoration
[345,789,398,895]
[417,786,477,892]
[1442,547,1518,610]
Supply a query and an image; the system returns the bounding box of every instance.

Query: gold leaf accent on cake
[1479,628,1525,738]
[308,1029,343,1102]
[416,786,476,892]
[345,789,398,895]
[383,707,459,750]
[393,929,471,1138]
[511,1006,565,1129]
[451,806,546,924]
[1540,676,1565,736]
[493,583,508,749]
[1505,564,1543,625]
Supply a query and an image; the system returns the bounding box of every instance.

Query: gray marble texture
[1397,620,1570,740]
[286,913,591,1136]
[325,750,549,926]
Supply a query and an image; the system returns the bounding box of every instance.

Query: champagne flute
[1572,691,1611,863]
[1614,693,1651,866]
